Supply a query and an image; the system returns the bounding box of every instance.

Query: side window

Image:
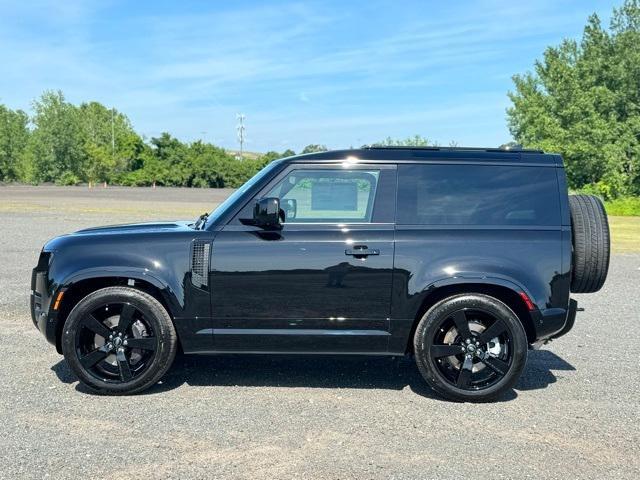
[397,164,561,226]
[266,169,380,223]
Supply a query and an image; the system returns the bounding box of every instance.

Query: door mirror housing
[241,197,282,229]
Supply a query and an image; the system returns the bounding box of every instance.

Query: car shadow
[50,349,574,401]
[515,349,576,391]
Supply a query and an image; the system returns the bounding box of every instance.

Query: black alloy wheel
[62,287,177,395]
[74,302,158,383]
[414,293,528,402]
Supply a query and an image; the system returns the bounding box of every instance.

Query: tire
[569,194,610,293]
[414,294,528,402]
[61,287,177,395]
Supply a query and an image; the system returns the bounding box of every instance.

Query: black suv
[31,147,610,401]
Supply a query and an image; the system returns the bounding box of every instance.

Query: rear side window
[397,164,560,226]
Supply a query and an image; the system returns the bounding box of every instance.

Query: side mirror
[241,197,282,229]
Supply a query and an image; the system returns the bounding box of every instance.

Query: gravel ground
[1,186,639,479]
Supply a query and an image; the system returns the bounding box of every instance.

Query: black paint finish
[210,223,394,352]
[30,147,575,357]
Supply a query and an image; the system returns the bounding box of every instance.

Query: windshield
[204,160,284,228]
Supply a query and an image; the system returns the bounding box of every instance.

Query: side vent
[191,240,210,289]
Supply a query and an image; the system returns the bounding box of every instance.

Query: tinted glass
[267,169,380,223]
[397,164,560,225]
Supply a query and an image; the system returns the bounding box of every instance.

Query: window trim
[227,163,397,227]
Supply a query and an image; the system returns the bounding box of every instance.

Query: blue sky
[0,0,615,152]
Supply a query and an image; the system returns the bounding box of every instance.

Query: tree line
[0,91,323,188]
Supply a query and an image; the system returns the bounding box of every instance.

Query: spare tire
[569,194,610,293]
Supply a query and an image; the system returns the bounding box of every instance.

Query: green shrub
[55,171,81,186]
[604,197,640,216]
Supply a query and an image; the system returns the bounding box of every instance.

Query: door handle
[345,245,380,257]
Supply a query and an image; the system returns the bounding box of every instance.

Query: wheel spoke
[451,310,472,339]
[456,355,474,388]
[117,304,136,333]
[477,320,507,344]
[116,348,133,381]
[430,344,463,358]
[126,337,157,351]
[81,314,111,339]
[482,355,509,376]
[79,346,110,368]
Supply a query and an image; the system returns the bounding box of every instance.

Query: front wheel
[61,287,177,395]
[414,294,528,402]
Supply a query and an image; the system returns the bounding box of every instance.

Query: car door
[209,163,396,353]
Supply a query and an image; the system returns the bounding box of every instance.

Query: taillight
[519,291,535,311]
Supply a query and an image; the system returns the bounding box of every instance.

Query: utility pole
[236,113,245,160]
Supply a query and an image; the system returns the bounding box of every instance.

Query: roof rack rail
[363,145,544,154]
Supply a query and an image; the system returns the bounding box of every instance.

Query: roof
[286,146,561,166]
[365,145,544,153]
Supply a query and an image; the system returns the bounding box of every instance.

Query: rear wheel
[61,287,177,395]
[414,294,528,402]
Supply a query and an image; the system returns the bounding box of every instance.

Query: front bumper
[30,263,59,348]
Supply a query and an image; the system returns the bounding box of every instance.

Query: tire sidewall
[414,294,528,402]
[61,287,176,394]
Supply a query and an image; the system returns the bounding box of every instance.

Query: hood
[73,221,194,235]
[42,221,195,252]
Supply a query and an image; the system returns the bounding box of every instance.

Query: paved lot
[1,186,639,479]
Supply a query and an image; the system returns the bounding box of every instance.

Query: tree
[507,0,640,198]
[0,105,29,181]
[372,135,432,147]
[26,90,86,184]
[260,149,296,163]
[301,144,328,154]
[78,102,142,183]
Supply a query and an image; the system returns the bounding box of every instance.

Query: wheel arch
[405,281,537,354]
[53,274,180,354]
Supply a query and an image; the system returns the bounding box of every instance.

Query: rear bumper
[550,298,578,340]
[532,298,578,347]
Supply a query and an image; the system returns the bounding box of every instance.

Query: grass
[604,196,640,216]
[609,216,640,253]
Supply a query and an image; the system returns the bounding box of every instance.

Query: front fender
[38,230,212,351]
[60,267,183,315]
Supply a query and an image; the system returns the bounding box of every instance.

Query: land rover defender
[30,147,610,401]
